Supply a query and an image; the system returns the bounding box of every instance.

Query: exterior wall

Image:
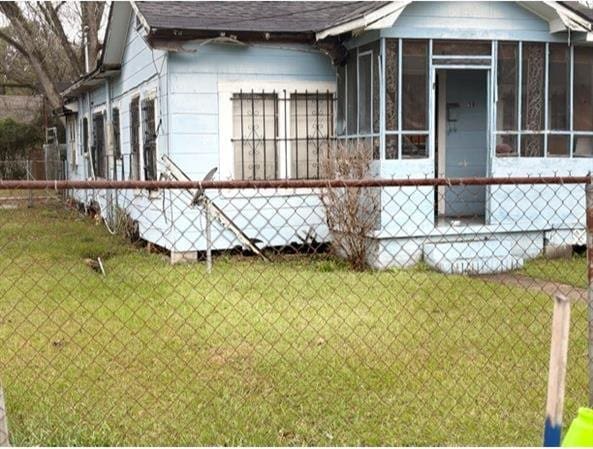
[150,42,337,253]
[66,1,590,272]
[68,13,168,231]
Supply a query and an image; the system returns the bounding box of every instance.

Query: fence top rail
[0,176,592,190]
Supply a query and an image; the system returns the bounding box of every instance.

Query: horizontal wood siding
[379,1,568,42]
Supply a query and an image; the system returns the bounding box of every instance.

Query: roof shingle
[135,1,389,34]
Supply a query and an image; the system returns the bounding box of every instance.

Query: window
[142,98,157,181]
[112,107,121,159]
[129,97,140,180]
[232,92,277,180]
[231,91,334,180]
[92,112,105,178]
[290,93,333,179]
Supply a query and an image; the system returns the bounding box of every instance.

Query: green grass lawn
[521,254,587,289]
[0,205,588,445]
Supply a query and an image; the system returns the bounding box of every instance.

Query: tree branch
[0,28,28,57]
[38,1,83,75]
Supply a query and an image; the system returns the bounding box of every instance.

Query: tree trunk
[0,3,63,111]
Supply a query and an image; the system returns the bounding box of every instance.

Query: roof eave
[146,28,317,45]
[60,64,121,99]
[316,1,410,40]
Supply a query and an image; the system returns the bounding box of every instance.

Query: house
[61,1,593,273]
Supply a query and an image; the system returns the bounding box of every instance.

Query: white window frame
[218,80,336,181]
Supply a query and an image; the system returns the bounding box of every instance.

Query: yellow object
[563,408,593,447]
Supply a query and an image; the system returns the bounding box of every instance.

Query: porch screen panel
[496,42,518,132]
[549,44,570,131]
[337,65,346,136]
[574,47,593,131]
[433,40,491,55]
[402,40,428,159]
[385,134,398,159]
[402,40,427,131]
[548,135,570,157]
[346,50,357,134]
[385,39,398,131]
[290,93,333,179]
[366,41,381,134]
[358,52,372,134]
[521,43,545,157]
[232,93,277,180]
[495,134,517,157]
[402,135,428,159]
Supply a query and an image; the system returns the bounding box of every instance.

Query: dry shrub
[320,141,380,271]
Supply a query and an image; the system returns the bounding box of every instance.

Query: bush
[320,141,380,271]
[0,117,43,160]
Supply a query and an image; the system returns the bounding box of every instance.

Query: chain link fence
[0,175,591,445]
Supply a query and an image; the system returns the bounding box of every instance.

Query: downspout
[105,78,113,179]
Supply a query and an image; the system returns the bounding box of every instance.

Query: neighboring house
[61,1,593,273]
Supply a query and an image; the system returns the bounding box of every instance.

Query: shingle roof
[135,1,389,34]
[559,1,593,22]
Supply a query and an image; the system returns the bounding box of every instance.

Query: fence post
[27,160,33,208]
[586,181,593,407]
[0,384,9,447]
[543,294,572,447]
[206,202,212,274]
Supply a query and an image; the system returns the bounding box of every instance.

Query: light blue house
[61,1,593,273]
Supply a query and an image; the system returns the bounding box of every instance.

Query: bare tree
[0,1,106,111]
[320,141,380,271]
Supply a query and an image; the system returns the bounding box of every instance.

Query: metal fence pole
[0,384,9,446]
[586,182,593,407]
[206,203,212,274]
[27,160,33,208]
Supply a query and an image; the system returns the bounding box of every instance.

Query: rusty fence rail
[0,175,592,445]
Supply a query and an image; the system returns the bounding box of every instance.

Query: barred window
[290,93,333,179]
[129,97,140,180]
[142,98,157,181]
[232,93,278,180]
[232,91,334,180]
[92,112,105,178]
[112,108,121,159]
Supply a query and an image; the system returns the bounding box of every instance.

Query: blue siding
[379,1,568,42]
[168,42,335,180]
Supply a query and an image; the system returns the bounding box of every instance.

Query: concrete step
[423,239,524,275]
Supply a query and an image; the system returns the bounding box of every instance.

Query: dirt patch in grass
[477,273,586,302]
